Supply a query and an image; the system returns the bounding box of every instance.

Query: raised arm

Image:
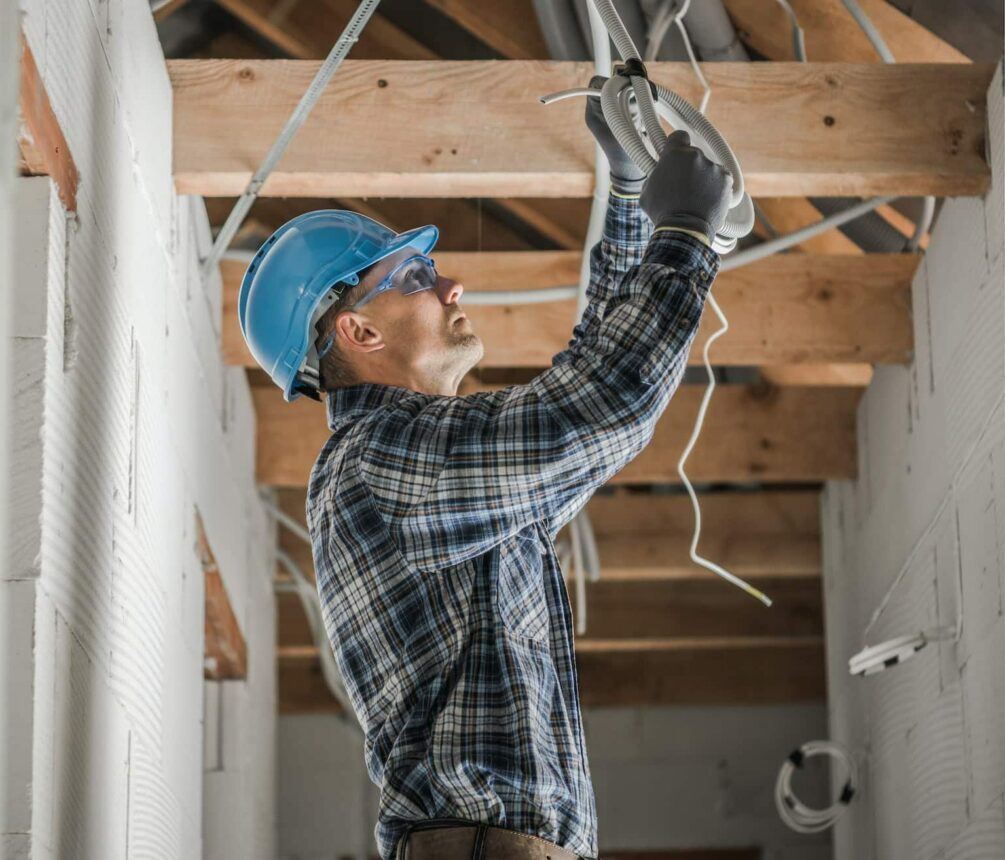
[355,130,733,572]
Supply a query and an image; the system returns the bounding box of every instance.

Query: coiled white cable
[775,740,859,833]
[541,0,754,255]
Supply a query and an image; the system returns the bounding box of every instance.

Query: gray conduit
[201,0,382,280]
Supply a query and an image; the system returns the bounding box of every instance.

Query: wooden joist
[222,251,915,368]
[423,0,550,59]
[214,0,437,61]
[272,487,821,584]
[253,383,858,486]
[17,34,78,212]
[169,60,993,198]
[575,637,826,706]
[723,0,969,63]
[197,512,248,680]
[278,637,825,710]
[584,491,820,581]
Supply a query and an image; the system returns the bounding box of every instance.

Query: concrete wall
[278,704,832,860]
[822,60,1005,860]
[3,1,276,856]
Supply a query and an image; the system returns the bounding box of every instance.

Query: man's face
[351,247,484,383]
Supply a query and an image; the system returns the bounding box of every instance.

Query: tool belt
[394,817,585,860]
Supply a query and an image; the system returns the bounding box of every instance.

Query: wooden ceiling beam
[278,636,825,710]
[575,637,826,706]
[723,0,969,63]
[252,383,858,486]
[422,0,550,59]
[169,60,993,199]
[273,488,822,586]
[17,34,78,212]
[215,0,438,60]
[222,251,915,368]
[197,512,248,680]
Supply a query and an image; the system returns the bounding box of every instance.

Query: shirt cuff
[652,225,712,247]
[602,191,653,247]
[643,228,721,285]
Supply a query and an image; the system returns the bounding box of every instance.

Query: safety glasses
[350,254,439,311]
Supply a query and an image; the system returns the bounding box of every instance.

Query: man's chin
[452,331,484,369]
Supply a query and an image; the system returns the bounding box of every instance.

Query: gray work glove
[640,129,733,246]
[584,75,647,196]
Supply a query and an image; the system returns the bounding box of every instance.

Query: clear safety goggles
[352,253,439,311]
[316,254,440,360]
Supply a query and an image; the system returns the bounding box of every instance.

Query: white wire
[666,6,771,607]
[570,515,588,635]
[841,0,895,62]
[775,740,858,833]
[773,0,807,61]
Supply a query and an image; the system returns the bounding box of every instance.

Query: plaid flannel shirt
[306,193,718,859]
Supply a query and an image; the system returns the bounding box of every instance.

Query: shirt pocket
[496,533,551,646]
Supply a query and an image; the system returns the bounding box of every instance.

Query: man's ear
[334,311,385,354]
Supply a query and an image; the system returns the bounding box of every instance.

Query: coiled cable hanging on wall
[775,740,858,833]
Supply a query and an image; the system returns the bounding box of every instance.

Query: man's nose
[436,275,463,305]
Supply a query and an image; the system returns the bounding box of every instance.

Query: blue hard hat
[238,210,438,402]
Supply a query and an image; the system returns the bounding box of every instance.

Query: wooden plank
[197,512,248,680]
[754,197,863,255]
[154,0,192,21]
[17,34,78,212]
[761,363,874,387]
[724,0,969,63]
[272,487,821,583]
[279,637,825,709]
[222,252,916,368]
[215,0,438,60]
[169,60,993,198]
[423,0,550,59]
[571,578,821,639]
[279,573,821,647]
[575,637,826,706]
[253,383,858,486]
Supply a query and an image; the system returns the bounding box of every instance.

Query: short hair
[314,262,377,392]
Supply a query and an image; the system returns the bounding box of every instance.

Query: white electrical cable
[775,740,858,833]
[570,514,588,635]
[786,0,934,251]
[276,548,359,725]
[644,0,688,62]
[261,491,359,726]
[841,0,895,62]
[720,195,895,271]
[201,0,382,279]
[577,1,614,322]
[656,3,770,606]
[773,0,807,61]
[578,508,602,583]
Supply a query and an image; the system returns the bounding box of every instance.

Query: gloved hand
[584,75,647,196]
[640,129,733,246]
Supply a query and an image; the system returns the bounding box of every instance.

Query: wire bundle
[774,740,859,833]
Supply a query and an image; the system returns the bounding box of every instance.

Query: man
[239,80,732,860]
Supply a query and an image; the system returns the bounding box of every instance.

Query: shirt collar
[324,382,418,430]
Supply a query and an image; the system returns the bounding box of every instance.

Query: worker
[239,75,732,860]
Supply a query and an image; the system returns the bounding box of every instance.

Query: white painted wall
[822,60,1005,860]
[3,1,277,856]
[278,704,832,860]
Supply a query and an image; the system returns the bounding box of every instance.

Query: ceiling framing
[153,0,994,712]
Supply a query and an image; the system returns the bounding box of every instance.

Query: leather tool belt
[394,817,585,860]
